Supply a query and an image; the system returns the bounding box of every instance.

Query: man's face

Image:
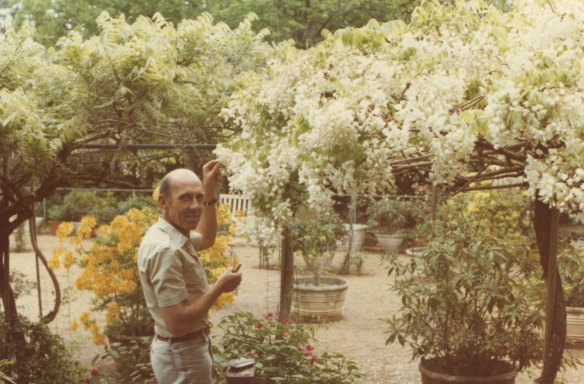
[160,173,204,234]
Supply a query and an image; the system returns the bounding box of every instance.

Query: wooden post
[534,199,565,384]
[279,226,294,319]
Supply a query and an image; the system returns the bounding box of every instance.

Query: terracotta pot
[419,358,517,384]
[566,306,584,348]
[49,221,62,236]
[293,277,349,323]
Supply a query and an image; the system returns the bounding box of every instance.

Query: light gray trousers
[150,334,212,384]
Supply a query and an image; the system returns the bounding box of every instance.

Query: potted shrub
[366,198,409,252]
[290,215,349,322]
[47,190,99,235]
[559,240,584,348]
[47,203,67,235]
[385,201,545,383]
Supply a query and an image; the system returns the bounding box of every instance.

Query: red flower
[254,322,264,329]
[91,369,99,377]
[264,313,274,320]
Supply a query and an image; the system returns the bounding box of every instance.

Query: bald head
[159,169,201,199]
[158,168,205,235]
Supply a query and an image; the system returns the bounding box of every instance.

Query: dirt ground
[7,233,584,383]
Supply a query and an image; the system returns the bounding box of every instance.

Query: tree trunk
[339,249,351,275]
[0,227,30,384]
[279,226,294,319]
[533,199,565,384]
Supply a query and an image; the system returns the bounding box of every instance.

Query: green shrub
[0,359,16,384]
[559,241,584,307]
[213,312,362,384]
[92,335,154,383]
[48,190,100,222]
[0,316,87,383]
[116,194,156,213]
[385,198,545,376]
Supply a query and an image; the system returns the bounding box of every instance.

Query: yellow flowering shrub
[52,203,236,345]
[446,188,531,238]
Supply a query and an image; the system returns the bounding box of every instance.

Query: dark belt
[156,328,208,343]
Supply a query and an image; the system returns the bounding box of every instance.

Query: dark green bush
[0,315,86,383]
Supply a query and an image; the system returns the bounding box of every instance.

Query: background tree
[0,13,271,383]
[11,0,421,47]
[11,0,206,46]
[210,0,419,48]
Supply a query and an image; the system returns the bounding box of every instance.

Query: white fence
[219,194,250,217]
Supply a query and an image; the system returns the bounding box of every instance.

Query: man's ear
[158,193,168,209]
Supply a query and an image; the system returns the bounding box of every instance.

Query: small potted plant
[290,214,349,322]
[558,240,584,348]
[385,200,545,383]
[47,190,99,235]
[366,198,409,252]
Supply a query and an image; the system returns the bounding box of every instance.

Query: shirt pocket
[182,253,208,294]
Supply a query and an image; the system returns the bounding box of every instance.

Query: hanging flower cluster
[52,203,237,345]
[216,0,584,235]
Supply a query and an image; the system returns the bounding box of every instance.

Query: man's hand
[215,267,242,293]
[202,160,225,199]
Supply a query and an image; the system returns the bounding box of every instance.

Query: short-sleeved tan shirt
[138,217,209,338]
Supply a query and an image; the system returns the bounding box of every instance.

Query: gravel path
[8,234,584,383]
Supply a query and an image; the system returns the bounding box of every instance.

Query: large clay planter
[343,224,368,251]
[293,277,349,323]
[49,220,62,236]
[566,306,584,348]
[375,232,404,252]
[419,358,518,384]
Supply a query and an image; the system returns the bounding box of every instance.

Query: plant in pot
[47,190,99,235]
[290,214,349,322]
[366,198,409,252]
[558,240,584,348]
[385,200,545,383]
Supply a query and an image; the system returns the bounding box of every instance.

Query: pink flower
[254,322,264,329]
[264,313,274,320]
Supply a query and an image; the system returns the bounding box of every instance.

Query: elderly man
[138,160,242,384]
